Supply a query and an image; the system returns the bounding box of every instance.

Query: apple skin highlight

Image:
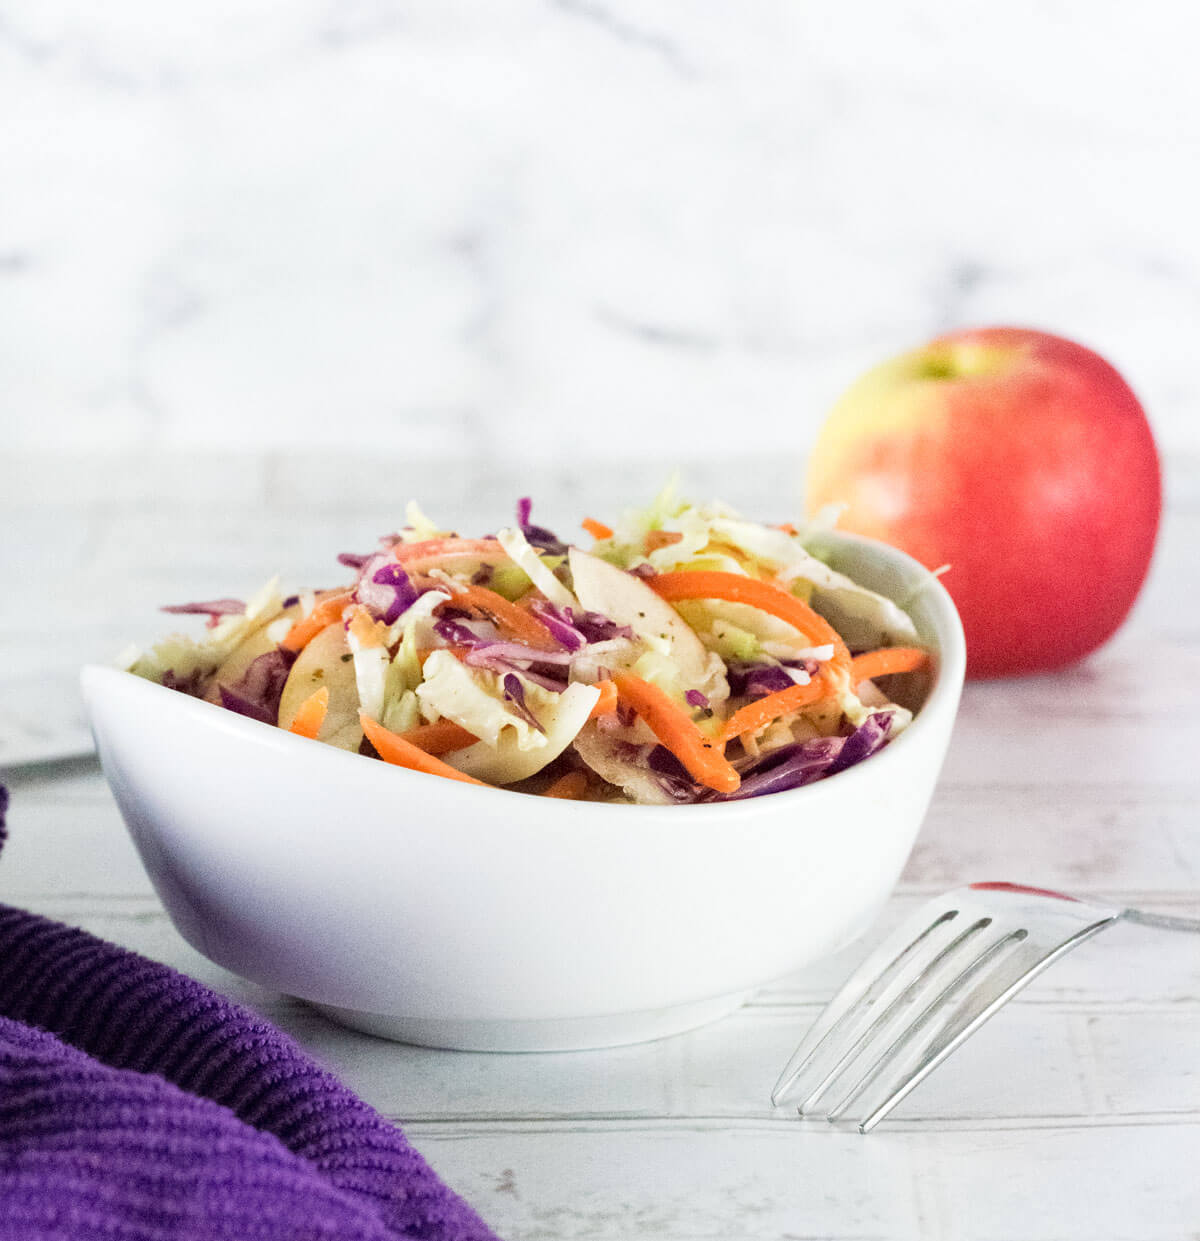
[805,327,1162,679]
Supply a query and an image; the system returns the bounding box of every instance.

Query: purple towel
[0,785,501,1241]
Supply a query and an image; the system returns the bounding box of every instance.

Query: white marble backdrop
[3,0,1199,468]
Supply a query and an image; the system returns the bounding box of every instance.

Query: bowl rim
[82,529,965,821]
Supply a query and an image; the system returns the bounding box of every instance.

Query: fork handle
[1120,907,1200,934]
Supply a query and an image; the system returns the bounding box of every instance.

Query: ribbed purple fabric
[0,785,501,1241]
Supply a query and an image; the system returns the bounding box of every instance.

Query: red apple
[804,327,1162,678]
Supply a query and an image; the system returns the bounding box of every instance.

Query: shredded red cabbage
[464,643,572,667]
[708,711,896,801]
[516,497,568,556]
[526,603,585,652]
[337,552,371,569]
[502,672,546,734]
[216,649,298,726]
[573,610,634,643]
[712,736,844,801]
[431,617,569,690]
[160,598,246,617]
[495,663,567,692]
[726,661,802,699]
[466,650,569,691]
[433,618,573,667]
[161,598,246,629]
[528,601,634,650]
[647,744,703,801]
[433,617,487,647]
[162,668,207,698]
[827,710,894,774]
[354,555,419,624]
[685,689,710,709]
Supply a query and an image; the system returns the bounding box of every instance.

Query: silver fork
[771,882,1200,1133]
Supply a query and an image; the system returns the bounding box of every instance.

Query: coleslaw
[124,487,932,804]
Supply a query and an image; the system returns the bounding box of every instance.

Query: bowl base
[307,990,753,1052]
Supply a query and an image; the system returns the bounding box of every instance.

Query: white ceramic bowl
[82,530,964,1052]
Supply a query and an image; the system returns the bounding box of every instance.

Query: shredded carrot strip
[582,517,613,540]
[280,591,354,653]
[776,522,798,536]
[719,675,831,743]
[612,672,740,794]
[348,605,388,649]
[359,713,489,786]
[644,530,683,554]
[397,719,479,755]
[392,537,506,565]
[437,583,563,651]
[850,647,929,684]
[544,770,589,800]
[587,679,619,718]
[647,571,852,677]
[287,686,329,739]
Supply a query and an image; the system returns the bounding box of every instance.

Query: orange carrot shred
[359,713,489,786]
[612,672,740,794]
[850,647,929,685]
[544,770,589,800]
[397,719,479,755]
[348,606,388,649]
[582,517,613,540]
[288,686,329,740]
[280,591,354,654]
[719,675,831,744]
[647,571,852,678]
[587,679,619,718]
[644,530,683,554]
[435,583,563,651]
[392,537,506,565]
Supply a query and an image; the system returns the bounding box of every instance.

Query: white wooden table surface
[3,452,1199,1240]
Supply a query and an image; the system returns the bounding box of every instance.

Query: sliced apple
[781,552,919,650]
[444,680,600,785]
[278,621,363,751]
[568,547,713,687]
[571,722,674,805]
[568,547,729,706]
[416,650,541,749]
[204,601,302,705]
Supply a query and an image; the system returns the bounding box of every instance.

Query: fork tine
[771,892,978,1106]
[827,911,1120,1132]
[773,884,1126,1130]
[793,914,998,1116]
[825,927,1031,1129]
